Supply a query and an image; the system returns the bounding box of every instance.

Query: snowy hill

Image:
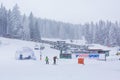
[0,37,120,80]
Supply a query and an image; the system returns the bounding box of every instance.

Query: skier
[45,56,49,64]
[53,56,58,64]
[19,54,23,60]
[40,54,42,60]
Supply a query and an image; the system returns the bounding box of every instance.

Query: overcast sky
[0,0,120,24]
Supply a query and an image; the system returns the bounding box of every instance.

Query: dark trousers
[46,60,49,64]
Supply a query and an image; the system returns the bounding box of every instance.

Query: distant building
[60,48,109,60]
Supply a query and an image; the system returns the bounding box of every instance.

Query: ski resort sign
[89,54,99,59]
[72,53,107,60]
[72,54,99,59]
[76,54,89,58]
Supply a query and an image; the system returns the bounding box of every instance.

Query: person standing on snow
[40,54,42,60]
[45,56,49,64]
[53,56,58,64]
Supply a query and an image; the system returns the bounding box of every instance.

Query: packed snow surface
[0,37,120,80]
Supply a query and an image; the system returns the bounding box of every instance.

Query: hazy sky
[0,0,120,24]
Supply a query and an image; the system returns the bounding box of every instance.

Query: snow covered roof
[88,44,110,51]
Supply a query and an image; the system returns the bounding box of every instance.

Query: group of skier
[45,56,58,65]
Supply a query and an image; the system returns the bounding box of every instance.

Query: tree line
[0,4,120,46]
[0,4,41,41]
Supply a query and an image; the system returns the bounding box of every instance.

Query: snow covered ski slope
[0,37,120,80]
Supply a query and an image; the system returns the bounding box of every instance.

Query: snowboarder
[45,56,49,64]
[53,56,58,64]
